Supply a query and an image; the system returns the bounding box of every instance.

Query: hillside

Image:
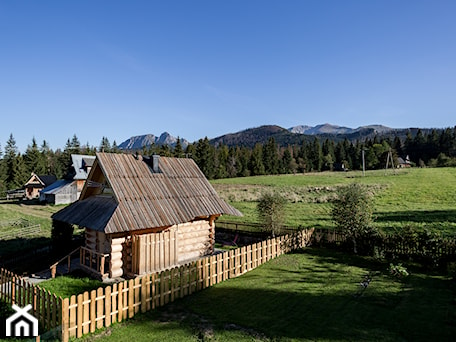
[209,124,414,148]
[210,125,291,148]
[116,124,442,150]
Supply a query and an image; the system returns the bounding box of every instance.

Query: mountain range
[118,132,189,150]
[208,124,405,148]
[288,123,394,135]
[118,123,428,150]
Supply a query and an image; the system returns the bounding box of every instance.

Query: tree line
[186,127,456,179]
[1,127,456,196]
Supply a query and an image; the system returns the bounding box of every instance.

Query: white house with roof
[40,154,95,205]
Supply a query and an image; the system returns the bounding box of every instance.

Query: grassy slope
[212,168,456,233]
[0,201,65,257]
[78,248,456,341]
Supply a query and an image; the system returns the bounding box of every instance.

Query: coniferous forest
[1,127,456,197]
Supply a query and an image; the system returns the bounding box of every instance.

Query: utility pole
[385,149,396,175]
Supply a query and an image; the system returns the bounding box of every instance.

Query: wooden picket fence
[0,228,314,341]
[0,269,61,333]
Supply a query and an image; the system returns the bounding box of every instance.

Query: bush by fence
[0,228,314,341]
[217,221,456,266]
[311,228,456,266]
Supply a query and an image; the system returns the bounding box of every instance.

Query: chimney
[152,155,160,173]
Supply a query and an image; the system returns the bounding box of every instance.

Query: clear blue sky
[1,0,455,152]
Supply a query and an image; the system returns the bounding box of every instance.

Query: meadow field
[74,247,456,342]
[213,167,456,234]
[1,168,455,341]
[0,167,455,260]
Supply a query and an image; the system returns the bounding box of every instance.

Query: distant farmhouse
[23,173,57,200]
[40,154,95,205]
[397,155,412,168]
[53,153,242,279]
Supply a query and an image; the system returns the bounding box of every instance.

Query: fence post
[11,275,16,305]
[61,297,69,342]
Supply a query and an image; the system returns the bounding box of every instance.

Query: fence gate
[131,228,178,275]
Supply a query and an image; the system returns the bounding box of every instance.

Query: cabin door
[131,227,178,275]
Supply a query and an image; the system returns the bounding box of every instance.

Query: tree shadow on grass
[176,249,456,341]
[375,209,456,225]
[0,236,83,274]
[80,248,456,341]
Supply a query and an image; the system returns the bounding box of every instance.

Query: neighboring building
[40,154,95,205]
[39,179,77,205]
[24,173,57,200]
[52,153,242,279]
[397,155,412,168]
[70,154,96,198]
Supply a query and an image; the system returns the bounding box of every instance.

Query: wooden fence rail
[0,224,41,240]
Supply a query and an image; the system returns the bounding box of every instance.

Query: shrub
[257,192,286,237]
[332,183,377,254]
[388,263,409,278]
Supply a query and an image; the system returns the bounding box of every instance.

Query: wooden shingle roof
[52,153,242,233]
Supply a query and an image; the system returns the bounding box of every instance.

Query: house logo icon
[5,304,39,337]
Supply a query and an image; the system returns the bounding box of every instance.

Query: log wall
[177,220,214,263]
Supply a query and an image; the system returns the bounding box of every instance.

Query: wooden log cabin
[24,173,57,200]
[52,152,242,279]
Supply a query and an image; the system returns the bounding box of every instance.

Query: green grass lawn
[213,167,456,234]
[76,247,456,341]
[38,271,106,298]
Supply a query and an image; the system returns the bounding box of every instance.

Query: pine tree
[14,154,28,187]
[249,143,265,176]
[194,138,215,179]
[236,147,251,177]
[226,147,238,178]
[159,144,172,157]
[58,139,73,178]
[0,143,5,197]
[412,129,426,164]
[4,134,18,189]
[24,137,46,175]
[58,135,82,179]
[99,137,111,153]
[71,134,81,154]
[173,137,183,157]
[280,148,293,174]
[439,128,453,157]
[308,138,322,172]
[111,140,119,153]
[40,140,53,174]
[262,138,279,174]
[215,144,229,179]
[393,136,403,158]
[322,139,336,171]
